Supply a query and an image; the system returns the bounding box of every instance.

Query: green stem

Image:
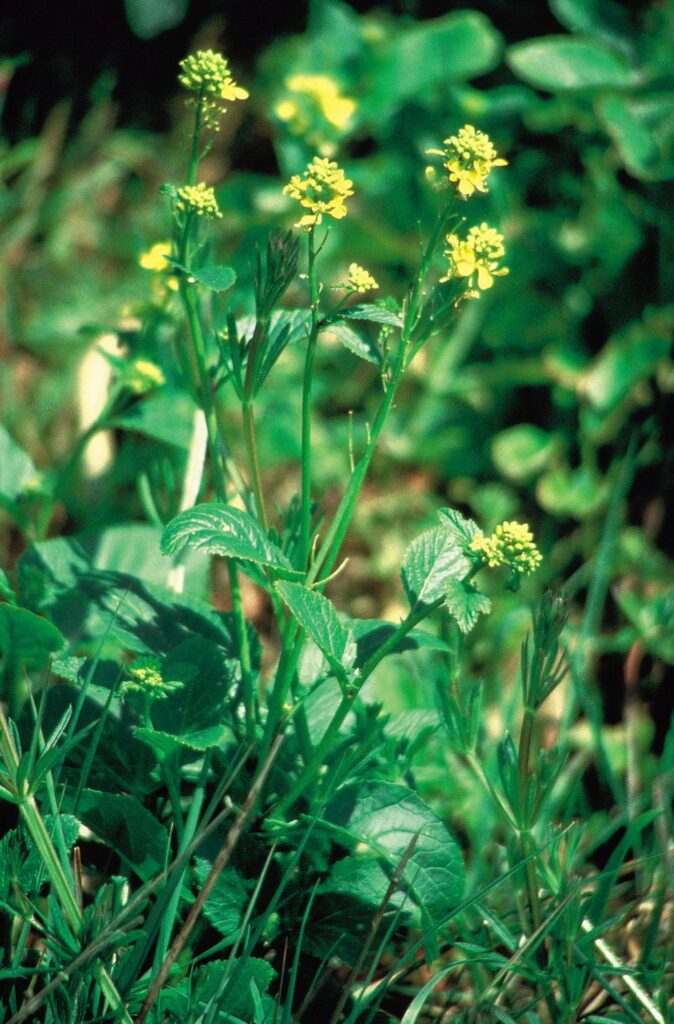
[359,599,441,680]
[229,561,256,742]
[242,399,268,531]
[517,706,542,931]
[188,93,203,186]
[300,226,320,568]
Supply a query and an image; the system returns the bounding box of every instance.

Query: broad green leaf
[161,502,301,580]
[579,312,673,414]
[20,815,80,894]
[326,323,382,366]
[162,958,276,1020]
[112,390,197,448]
[0,605,64,682]
[445,579,491,634]
[191,264,237,292]
[536,466,607,519]
[72,790,169,881]
[491,424,560,483]
[276,581,356,675]
[0,569,15,603]
[324,781,464,947]
[401,526,469,608]
[507,36,632,92]
[0,425,42,510]
[124,0,188,39]
[369,11,502,113]
[350,618,449,668]
[596,94,660,179]
[134,723,230,756]
[337,304,403,328]
[194,859,248,939]
[550,0,633,48]
[437,507,480,549]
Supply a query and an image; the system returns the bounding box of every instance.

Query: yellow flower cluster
[283,157,354,229]
[178,49,248,128]
[441,223,508,293]
[275,74,356,156]
[470,522,542,577]
[427,124,507,199]
[347,262,378,293]
[120,656,181,701]
[176,183,222,220]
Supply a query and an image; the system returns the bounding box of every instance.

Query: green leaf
[323,780,464,948]
[579,310,673,414]
[491,424,560,483]
[191,264,237,292]
[549,0,633,48]
[536,466,607,520]
[596,94,660,179]
[0,569,15,603]
[72,790,169,881]
[401,527,469,608]
[112,391,197,448]
[327,322,382,366]
[350,618,449,668]
[337,304,403,328]
[369,11,502,113]
[194,859,248,940]
[437,507,480,549]
[614,587,674,664]
[20,814,80,894]
[162,958,276,1020]
[276,582,356,675]
[161,502,301,581]
[0,605,64,681]
[507,36,632,92]
[0,425,42,512]
[445,579,491,634]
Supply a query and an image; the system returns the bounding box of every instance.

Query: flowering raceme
[347,263,378,293]
[175,183,222,220]
[441,223,508,293]
[283,157,354,228]
[470,521,542,577]
[427,124,507,199]
[179,49,248,128]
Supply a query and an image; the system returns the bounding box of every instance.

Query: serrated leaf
[507,36,631,92]
[191,264,237,292]
[161,502,301,581]
[323,781,464,950]
[437,507,480,548]
[276,582,356,676]
[162,958,276,1020]
[337,304,403,328]
[445,579,491,634]
[401,527,469,608]
[327,322,382,366]
[194,859,248,939]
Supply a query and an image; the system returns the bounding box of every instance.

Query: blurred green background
[2,0,674,806]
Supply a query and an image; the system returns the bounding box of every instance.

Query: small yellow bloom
[175,182,222,220]
[124,359,165,394]
[283,157,354,229]
[441,223,508,293]
[427,124,507,199]
[179,49,248,128]
[139,242,179,295]
[120,655,182,702]
[470,521,542,576]
[347,263,378,293]
[275,74,356,155]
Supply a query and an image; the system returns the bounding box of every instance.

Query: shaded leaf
[72,790,169,881]
[194,859,248,940]
[327,322,382,366]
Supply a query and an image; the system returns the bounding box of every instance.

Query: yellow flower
[275,74,356,155]
[139,242,179,295]
[441,223,508,293]
[283,157,354,229]
[120,655,182,702]
[179,49,248,128]
[347,263,378,293]
[470,521,542,576]
[427,124,507,199]
[175,182,222,220]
